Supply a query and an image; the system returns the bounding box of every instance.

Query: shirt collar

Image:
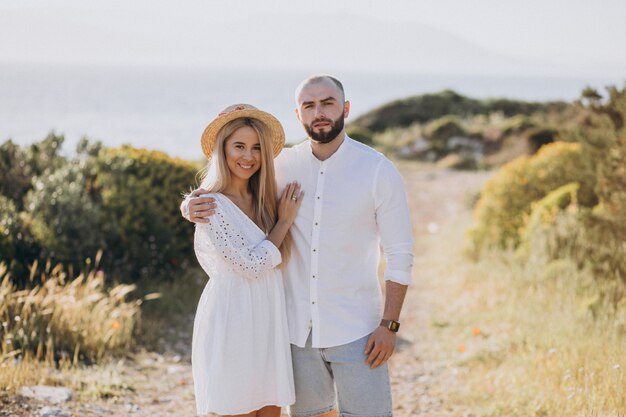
[307,135,352,164]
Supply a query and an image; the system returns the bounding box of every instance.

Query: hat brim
[200,109,285,160]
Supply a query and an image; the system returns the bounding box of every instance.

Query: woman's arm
[194,184,303,279]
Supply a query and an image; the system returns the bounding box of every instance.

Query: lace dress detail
[191,193,295,416]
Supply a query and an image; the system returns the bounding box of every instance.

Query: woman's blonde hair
[200,117,292,261]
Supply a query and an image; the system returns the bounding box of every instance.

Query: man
[182,75,413,417]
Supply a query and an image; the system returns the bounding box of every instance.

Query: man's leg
[325,334,392,417]
[289,333,338,417]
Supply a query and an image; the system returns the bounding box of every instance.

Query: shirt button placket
[309,160,326,344]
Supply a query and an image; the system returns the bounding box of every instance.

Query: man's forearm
[382,281,408,321]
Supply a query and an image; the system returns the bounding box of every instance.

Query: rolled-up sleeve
[373,159,414,285]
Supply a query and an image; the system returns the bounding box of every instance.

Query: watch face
[389,321,400,332]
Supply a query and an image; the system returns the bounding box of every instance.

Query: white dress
[191,193,295,416]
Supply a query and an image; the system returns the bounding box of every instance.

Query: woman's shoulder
[194,193,235,230]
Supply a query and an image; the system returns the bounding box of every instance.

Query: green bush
[499,115,536,136]
[24,164,104,265]
[468,142,597,253]
[575,86,626,226]
[520,203,625,289]
[0,133,69,280]
[517,182,580,260]
[0,133,66,210]
[570,85,626,284]
[1,136,200,285]
[0,196,18,261]
[93,145,199,281]
[525,127,557,153]
[425,115,466,142]
[346,125,375,146]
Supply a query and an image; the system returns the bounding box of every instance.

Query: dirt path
[4,166,491,417]
[388,165,491,416]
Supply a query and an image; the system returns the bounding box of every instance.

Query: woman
[191,104,303,417]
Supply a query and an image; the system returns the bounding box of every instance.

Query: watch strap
[380,319,400,333]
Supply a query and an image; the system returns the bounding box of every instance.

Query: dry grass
[398,165,625,416]
[437,248,626,416]
[0,254,145,394]
[460,255,626,416]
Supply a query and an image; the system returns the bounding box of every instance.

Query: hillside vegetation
[347,90,579,169]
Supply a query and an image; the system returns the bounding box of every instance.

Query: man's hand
[364,326,396,369]
[185,188,217,223]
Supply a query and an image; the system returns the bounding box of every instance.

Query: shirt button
[320,171,324,174]
[313,249,316,252]
[317,196,320,200]
[312,301,316,304]
[312,275,316,278]
[315,222,318,226]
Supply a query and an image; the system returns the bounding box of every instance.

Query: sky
[1,0,626,78]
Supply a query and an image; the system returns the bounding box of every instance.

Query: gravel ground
[2,166,492,417]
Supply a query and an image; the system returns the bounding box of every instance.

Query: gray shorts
[289,332,392,417]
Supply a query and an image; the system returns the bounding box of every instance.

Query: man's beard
[304,115,345,144]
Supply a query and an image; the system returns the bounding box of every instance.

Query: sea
[0,63,622,160]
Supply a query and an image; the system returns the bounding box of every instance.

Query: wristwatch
[380,319,400,333]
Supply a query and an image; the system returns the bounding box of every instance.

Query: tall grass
[0,254,144,392]
[448,250,626,416]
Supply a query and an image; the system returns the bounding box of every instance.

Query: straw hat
[200,104,285,160]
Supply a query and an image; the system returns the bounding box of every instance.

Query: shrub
[0,133,66,210]
[425,115,466,142]
[24,164,104,266]
[521,202,625,289]
[525,127,557,153]
[517,183,581,261]
[1,136,200,285]
[93,145,199,281]
[346,125,375,146]
[569,85,626,284]
[499,115,536,136]
[0,196,18,261]
[574,86,626,227]
[485,98,568,117]
[468,142,597,253]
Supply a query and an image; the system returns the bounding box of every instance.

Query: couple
[181,75,414,417]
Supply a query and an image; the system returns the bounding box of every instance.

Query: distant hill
[349,90,568,133]
[346,90,577,170]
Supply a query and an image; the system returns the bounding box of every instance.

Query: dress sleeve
[194,203,282,280]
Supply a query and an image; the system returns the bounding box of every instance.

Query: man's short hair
[295,74,345,104]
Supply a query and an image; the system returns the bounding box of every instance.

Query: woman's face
[224,125,262,181]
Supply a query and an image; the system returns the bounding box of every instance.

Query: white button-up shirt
[274,137,413,348]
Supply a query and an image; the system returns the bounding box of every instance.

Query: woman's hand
[278,182,304,226]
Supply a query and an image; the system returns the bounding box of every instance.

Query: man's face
[296,80,349,144]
